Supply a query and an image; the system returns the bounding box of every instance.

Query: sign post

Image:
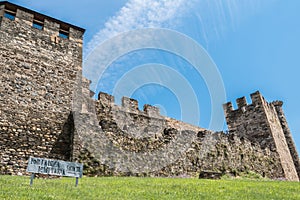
[30,173,35,186]
[26,157,83,187]
[76,177,79,187]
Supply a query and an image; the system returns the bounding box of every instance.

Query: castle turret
[223,91,299,181]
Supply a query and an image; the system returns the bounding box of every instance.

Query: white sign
[27,157,83,178]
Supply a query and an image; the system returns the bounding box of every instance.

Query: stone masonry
[0,2,299,181]
[224,92,299,181]
[71,91,294,180]
[0,1,84,174]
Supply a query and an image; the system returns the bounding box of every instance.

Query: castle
[0,2,299,181]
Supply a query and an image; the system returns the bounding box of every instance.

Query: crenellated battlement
[122,96,139,113]
[143,104,160,118]
[236,96,247,108]
[98,92,161,118]
[0,1,84,42]
[98,92,115,106]
[271,100,283,107]
[223,91,266,114]
[250,91,265,105]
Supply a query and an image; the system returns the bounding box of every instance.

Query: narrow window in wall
[59,24,69,39]
[4,8,16,20]
[32,15,44,30]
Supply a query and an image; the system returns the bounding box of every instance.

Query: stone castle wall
[0,2,84,175]
[272,101,300,178]
[0,2,299,181]
[224,91,299,181]
[71,91,287,179]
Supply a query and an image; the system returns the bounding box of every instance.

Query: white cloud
[85,0,196,57]
[84,0,269,57]
[83,0,270,93]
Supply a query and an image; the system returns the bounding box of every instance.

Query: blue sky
[8,0,300,152]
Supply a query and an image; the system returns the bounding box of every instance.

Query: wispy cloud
[85,0,268,56]
[83,0,269,94]
[82,0,270,130]
[191,0,265,47]
[85,0,196,56]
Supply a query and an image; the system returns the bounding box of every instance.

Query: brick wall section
[224,91,299,181]
[0,3,84,175]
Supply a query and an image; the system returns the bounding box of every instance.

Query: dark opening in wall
[4,9,16,20]
[59,24,69,39]
[3,4,17,21]
[32,15,44,30]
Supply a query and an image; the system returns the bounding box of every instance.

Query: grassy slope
[0,176,299,200]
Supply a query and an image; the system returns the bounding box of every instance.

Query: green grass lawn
[0,175,299,200]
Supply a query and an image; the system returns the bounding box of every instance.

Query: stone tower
[223,91,300,181]
[0,1,84,174]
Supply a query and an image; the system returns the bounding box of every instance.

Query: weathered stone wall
[224,91,299,181]
[0,2,84,175]
[72,91,204,173]
[272,101,300,178]
[264,100,298,181]
[1,2,299,181]
[71,91,287,179]
[155,131,284,179]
